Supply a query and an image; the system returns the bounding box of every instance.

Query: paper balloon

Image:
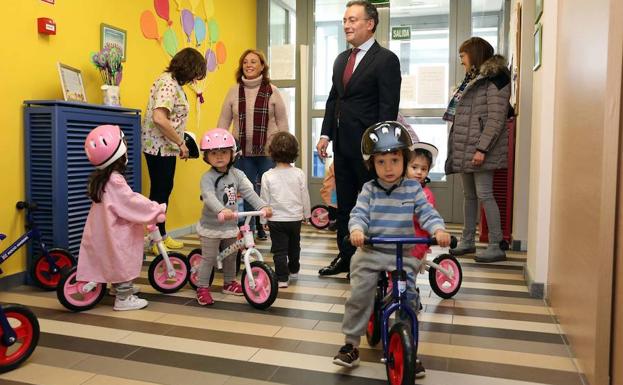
[208,19,219,43]
[154,0,172,26]
[194,17,206,46]
[215,41,227,64]
[140,10,160,40]
[190,0,200,12]
[204,0,214,18]
[163,28,178,57]
[181,9,195,42]
[205,49,217,72]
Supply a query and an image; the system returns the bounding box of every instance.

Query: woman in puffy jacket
[443,37,511,263]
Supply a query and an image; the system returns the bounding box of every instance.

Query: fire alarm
[37,18,56,35]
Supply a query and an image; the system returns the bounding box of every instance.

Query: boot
[474,243,506,263]
[449,239,476,256]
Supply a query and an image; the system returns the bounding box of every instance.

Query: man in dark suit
[317,0,401,276]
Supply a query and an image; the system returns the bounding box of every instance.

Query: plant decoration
[91,44,123,86]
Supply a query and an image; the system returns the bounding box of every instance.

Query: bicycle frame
[216,211,266,289]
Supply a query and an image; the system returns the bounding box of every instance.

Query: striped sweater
[349,178,445,253]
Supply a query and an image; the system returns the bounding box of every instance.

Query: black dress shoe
[318,257,349,276]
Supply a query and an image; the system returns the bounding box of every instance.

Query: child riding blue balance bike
[355,235,456,385]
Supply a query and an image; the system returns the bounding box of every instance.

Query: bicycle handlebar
[343,235,457,248]
[217,210,266,222]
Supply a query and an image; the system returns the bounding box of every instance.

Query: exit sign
[392,26,411,40]
[370,0,390,4]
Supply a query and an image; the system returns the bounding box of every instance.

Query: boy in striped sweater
[333,121,451,370]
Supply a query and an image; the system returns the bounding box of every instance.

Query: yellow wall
[0,0,256,277]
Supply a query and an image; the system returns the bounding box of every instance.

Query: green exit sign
[370,0,390,4]
[392,26,411,40]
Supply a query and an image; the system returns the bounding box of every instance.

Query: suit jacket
[321,41,401,159]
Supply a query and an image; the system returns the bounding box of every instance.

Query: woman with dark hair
[217,49,289,240]
[444,37,511,263]
[142,47,207,252]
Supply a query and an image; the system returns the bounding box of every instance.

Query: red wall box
[37,18,56,35]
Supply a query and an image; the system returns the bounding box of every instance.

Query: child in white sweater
[260,132,311,288]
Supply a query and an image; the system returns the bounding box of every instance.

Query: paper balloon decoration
[208,19,219,43]
[163,28,178,57]
[140,11,160,40]
[194,17,206,46]
[154,0,172,26]
[204,0,214,18]
[205,49,217,72]
[215,41,227,64]
[181,9,194,42]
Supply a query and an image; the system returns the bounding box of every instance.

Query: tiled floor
[0,224,584,385]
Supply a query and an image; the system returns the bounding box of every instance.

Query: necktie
[342,48,360,88]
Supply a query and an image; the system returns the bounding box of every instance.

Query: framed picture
[57,63,87,102]
[101,23,127,61]
[535,0,543,23]
[533,23,542,71]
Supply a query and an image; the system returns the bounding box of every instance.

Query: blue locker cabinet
[23,100,142,264]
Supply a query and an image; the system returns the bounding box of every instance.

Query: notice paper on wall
[416,65,447,106]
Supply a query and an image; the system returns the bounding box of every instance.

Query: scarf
[238,80,273,155]
[443,71,477,122]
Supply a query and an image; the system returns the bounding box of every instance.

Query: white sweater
[260,166,311,222]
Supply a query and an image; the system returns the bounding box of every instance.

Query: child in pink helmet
[195,128,272,305]
[79,125,166,311]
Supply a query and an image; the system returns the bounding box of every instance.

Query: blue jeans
[235,156,274,230]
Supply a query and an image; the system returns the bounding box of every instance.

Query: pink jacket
[412,185,436,259]
[77,172,164,283]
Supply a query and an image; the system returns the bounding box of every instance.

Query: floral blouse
[142,72,189,156]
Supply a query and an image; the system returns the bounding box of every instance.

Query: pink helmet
[84,125,127,169]
[200,128,237,151]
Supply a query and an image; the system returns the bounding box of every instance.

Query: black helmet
[361,121,415,160]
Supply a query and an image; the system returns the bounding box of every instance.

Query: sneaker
[278,280,289,288]
[108,286,141,296]
[332,343,360,368]
[113,295,148,311]
[164,236,184,249]
[222,281,244,296]
[415,359,426,378]
[327,220,338,232]
[256,229,269,241]
[289,273,298,280]
[196,287,214,306]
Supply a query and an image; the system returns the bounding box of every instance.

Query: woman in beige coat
[444,37,511,262]
[217,49,289,239]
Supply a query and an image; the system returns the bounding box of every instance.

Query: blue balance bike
[1,202,76,290]
[355,235,457,385]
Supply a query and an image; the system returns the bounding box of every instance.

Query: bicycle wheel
[148,252,190,293]
[386,322,416,385]
[366,287,383,347]
[310,205,330,229]
[428,254,462,299]
[31,248,76,290]
[0,304,40,373]
[187,248,202,290]
[241,261,278,310]
[57,267,106,312]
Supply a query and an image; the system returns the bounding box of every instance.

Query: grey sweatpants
[197,236,238,287]
[112,281,134,300]
[342,247,422,346]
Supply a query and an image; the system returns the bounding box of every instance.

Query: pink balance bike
[195,210,278,310]
[309,205,331,230]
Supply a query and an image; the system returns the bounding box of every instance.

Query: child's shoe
[164,236,184,249]
[222,281,244,296]
[256,228,269,241]
[113,295,148,311]
[278,280,289,288]
[196,287,214,306]
[415,358,426,378]
[289,273,298,280]
[332,343,360,368]
[108,286,141,296]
